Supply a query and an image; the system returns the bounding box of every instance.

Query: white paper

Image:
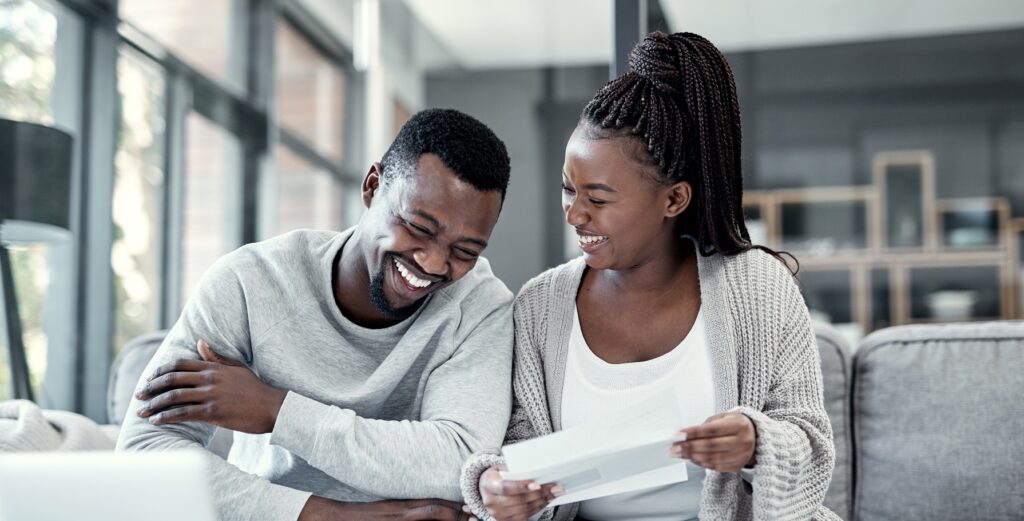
[500,390,690,506]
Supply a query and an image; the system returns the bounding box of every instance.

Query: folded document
[500,391,689,506]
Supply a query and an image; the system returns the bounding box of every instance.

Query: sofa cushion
[853,321,1024,521]
[107,330,167,426]
[107,330,233,458]
[814,322,853,521]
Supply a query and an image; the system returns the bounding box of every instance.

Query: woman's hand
[479,466,562,521]
[672,412,757,473]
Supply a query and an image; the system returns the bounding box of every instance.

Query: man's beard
[368,254,422,320]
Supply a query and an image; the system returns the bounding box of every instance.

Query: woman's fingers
[674,413,757,471]
[683,435,739,453]
[482,480,560,521]
[481,476,541,497]
[492,492,553,518]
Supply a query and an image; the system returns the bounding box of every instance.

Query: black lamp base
[0,243,34,401]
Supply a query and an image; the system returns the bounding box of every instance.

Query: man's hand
[299,496,477,521]
[671,412,757,473]
[135,340,287,434]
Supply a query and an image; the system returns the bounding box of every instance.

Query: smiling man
[116,109,513,521]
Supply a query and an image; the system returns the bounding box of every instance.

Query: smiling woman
[461,32,838,521]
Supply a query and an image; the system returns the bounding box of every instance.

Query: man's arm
[269,302,514,501]
[115,253,311,521]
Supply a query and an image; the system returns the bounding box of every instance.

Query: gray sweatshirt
[116,228,514,521]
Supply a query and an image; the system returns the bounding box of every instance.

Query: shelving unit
[745,150,1019,344]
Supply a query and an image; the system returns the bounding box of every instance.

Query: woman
[459,32,837,521]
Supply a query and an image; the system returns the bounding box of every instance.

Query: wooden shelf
[744,150,1018,340]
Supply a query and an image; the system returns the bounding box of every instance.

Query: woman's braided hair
[581,31,795,272]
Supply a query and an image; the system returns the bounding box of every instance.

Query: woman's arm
[461,288,554,521]
[734,280,839,520]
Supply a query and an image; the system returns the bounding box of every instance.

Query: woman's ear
[361,163,383,208]
[665,180,692,218]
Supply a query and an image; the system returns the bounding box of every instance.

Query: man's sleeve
[269,298,515,501]
[115,253,312,521]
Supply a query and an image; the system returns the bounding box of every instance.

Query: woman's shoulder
[713,247,801,304]
[514,257,586,309]
[722,246,796,281]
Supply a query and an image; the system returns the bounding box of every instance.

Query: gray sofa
[815,320,1024,520]
[109,322,1024,520]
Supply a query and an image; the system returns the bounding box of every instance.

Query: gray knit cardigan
[460,248,840,521]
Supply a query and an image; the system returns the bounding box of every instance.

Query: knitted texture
[0,399,116,452]
[461,248,839,521]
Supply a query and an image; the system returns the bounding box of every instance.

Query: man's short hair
[379,108,511,201]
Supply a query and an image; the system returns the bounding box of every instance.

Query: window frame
[9,0,365,419]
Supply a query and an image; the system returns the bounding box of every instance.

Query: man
[117,109,514,521]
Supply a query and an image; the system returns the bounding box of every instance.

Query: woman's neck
[596,238,698,298]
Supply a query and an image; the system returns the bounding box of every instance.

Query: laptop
[0,450,217,521]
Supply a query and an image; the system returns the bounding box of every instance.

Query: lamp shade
[0,118,74,229]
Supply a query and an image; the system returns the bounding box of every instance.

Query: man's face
[360,153,503,318]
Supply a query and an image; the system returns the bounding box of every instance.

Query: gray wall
[426,66,608,292]
[733,29,1024,209]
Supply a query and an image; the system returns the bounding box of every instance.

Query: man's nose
[413,247,448,278]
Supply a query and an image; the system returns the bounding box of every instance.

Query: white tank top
[560,306,715,521]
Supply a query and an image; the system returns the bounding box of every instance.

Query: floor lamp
[0,119,74,401]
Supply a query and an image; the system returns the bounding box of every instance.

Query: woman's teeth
[579,235,608,245]
[394,258,432,288]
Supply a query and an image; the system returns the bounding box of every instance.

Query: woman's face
[561,126,691,270]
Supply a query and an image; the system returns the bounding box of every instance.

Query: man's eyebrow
[461,237,488,249]
[410,209,488,249]
[410,209,441,228]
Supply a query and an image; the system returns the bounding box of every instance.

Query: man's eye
[561,183,575,194]
[589,198,606,206]
[455,248,479,260]
[404,221,431,236]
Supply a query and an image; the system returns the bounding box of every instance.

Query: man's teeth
[579,235,608,245]
[394,258,432,288]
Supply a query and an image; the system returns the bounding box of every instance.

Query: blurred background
[1,0,1023,421]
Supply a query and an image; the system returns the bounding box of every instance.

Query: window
[0,0,82,408]
[276,20,347,164]
[0,0,57,124]
[270,145,346,236]
[112,46,166,352]
[119,0,249,95]
[181,112,242,305]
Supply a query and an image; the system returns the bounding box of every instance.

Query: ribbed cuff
[247,480,313,521]
[460,451,504,521]
[270,391,354,465]
[733,405,821,519]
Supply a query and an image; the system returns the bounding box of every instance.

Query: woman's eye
[589,198,606,206]
[561,183,575,194]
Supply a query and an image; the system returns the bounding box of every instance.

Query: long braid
[581,31,795,272]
